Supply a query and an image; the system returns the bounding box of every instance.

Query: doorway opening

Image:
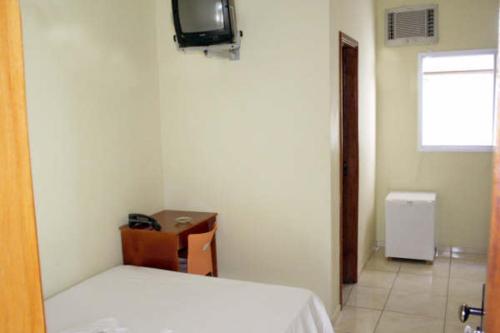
[339,32,359,304]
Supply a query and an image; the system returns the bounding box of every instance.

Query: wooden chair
[179,223,217,276]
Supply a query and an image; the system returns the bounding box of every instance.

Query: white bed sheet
[45,266,334,333]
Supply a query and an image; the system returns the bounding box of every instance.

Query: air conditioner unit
[385,5,438,46]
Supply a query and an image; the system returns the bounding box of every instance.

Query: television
[172,0,237,48]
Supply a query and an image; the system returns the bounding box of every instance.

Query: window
[419,49,497,152]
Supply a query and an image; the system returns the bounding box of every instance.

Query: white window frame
[418,48,498,152]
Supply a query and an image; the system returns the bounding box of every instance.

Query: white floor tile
[450,261,487,282]
[343,284,354,305]
[448,278,485,301]
[347,286,390,310]
[375,311,444,333]
[445,321,483,333]
[358,270,397,289]
[393,273,449,296]
[385,290,447,318]
[334,306,381,333]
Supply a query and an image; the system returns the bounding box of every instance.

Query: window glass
[420,51,496,151]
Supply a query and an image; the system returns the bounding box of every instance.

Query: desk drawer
[121,229,179,271]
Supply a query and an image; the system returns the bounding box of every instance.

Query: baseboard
[375,241,487,255]
[449,246,488,255]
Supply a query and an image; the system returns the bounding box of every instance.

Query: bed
[45,265,334,333]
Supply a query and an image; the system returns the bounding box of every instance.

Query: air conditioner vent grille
[427,9,435,37]
[386,5,438,46]
[388,13,395,40]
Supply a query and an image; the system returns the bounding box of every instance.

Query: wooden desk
[120,210,218,276]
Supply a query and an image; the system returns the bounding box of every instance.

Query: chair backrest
[187,223,217,276]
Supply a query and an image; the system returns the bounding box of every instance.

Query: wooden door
[0,1,46,332]
[339,32,359,287]
[485,7,500,330]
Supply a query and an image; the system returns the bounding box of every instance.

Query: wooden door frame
[485,10,500,330]
[0,1,46,331]
[339,31,359,305]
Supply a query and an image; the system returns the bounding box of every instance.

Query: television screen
[179,0,224,33]
[173,0,235,48]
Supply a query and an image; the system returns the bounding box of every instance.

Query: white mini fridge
[385,192,437,261]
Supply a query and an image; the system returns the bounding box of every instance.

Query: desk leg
[211,233,218,277]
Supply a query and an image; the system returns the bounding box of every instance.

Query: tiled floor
[334,248,487,333]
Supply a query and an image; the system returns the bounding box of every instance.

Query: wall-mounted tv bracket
[173,30,243,61]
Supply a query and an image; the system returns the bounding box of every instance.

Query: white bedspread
[45,266,334,333]
[58,318,128,333]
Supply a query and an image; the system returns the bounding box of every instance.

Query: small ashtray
[175,216,192,224]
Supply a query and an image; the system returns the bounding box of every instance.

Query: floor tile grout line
[443,251,453,332]
[351,247,388,333]
[375,308,446,320]
[364,267,449,279]
[371,254,401,333]
[346,304,447,320]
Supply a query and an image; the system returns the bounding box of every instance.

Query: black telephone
[128,213,162,231]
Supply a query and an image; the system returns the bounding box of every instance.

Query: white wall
[155,0,377,314]
[21,0,165,297]
[375,0,497,253]
[155,0,334,313]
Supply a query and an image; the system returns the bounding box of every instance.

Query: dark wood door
[340,32,359,286]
